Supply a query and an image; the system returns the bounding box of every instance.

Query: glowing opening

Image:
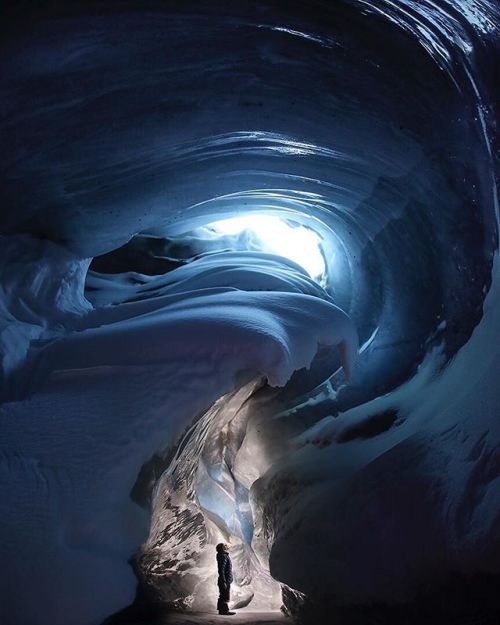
[208,214,326,280]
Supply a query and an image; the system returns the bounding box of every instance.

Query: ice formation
[0,1,499,625]
[0,237,357,624]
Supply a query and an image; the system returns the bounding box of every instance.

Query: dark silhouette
[216,543,236,615]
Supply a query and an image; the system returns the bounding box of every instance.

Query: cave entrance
[135,378,287,614]
[205,214,326,282]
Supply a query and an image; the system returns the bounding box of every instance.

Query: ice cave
[0,1,499,624]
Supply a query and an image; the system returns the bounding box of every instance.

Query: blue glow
[209,214,326,280]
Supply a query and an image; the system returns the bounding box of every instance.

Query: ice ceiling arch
[0,1,499,625]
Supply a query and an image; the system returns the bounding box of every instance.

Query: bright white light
[209,214,325,279]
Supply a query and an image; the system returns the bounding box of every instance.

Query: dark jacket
[217,551,233,584]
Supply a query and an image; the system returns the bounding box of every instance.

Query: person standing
[216,543,236,615]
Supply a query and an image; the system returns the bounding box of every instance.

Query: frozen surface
[0,235,92,398]
[140,381,285,613]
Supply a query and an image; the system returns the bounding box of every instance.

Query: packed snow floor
[166,611,288,624]
[105,606,290,625]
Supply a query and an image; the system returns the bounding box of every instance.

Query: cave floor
[166,611,288,624]
[103,603,289,625]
